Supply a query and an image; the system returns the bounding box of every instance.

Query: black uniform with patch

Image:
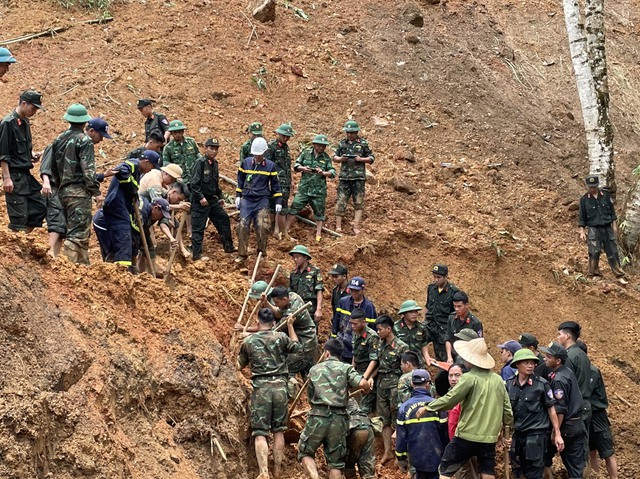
[424,282,459,361]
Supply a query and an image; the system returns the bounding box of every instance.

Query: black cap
[204,138,220,147]
[558,321,581,339]
[20,90,43,109]
[432,264,448,276]
[585,175,599,186]
[539,342,568,361]
[328,263,348,275]
[518,333,539,348]
[137,98,153,108]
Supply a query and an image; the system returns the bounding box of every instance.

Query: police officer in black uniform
[189,138,234,259]
[506,348,564,479]
[424,264,459,361]
[329,263,349,318]
[137,99,170,143]
[578,174,626,283]
[540,342,587,479]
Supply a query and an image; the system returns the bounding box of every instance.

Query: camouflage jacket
[277,292,318,351]
[347,397,372,431]
[397,371,414,407]
[352,326,380,372]
[376,337,409,389]
[308,357,362,410]
[394,320,429,363]
[264,139,292,189]
[162,137,199,182]
[294,147,335,197]
[238,330,301,386]
[335,137,374,181]
[289,264,324,303]
[45,126,100,198]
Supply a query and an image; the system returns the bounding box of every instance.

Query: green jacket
[265,139,292,189]
[308,357,362,409]
[238,330,301,386]
[289,263,324,303]
[352,327,380,371]
[335,137,374,181]
[294,147,335,197]
[277,292,317,352]
[394,320,429,362]
[428,367,513,443]
[162,137,199,182]
[376,337,409,389]
[397,371,414,407]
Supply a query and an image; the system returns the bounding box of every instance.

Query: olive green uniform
[344,398,376,479]
[352,326,380,414]
[297,357,363,469]
[289,263,324,318]
[162,137,199,183]
[334,137,374,215]
[289,147,336,221]
[265,139,291,214]
[277,292,318,377]
[394,319,429,366]
[397,371,414,407]
[376,337,409,426]
[238,330,301,437]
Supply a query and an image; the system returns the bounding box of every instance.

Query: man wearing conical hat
[416,338,513,479]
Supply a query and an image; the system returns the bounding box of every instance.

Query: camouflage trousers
[344,427,376,479]
[287,343,318,378]
[298,409,349,469]
[60,195,93,265]
[587,225,625,278]
[46,191,67,235]
[355,364,377,414]
[237,197,270,258]
[289,191,327,221]
[335,180,365,215]
[376,379,400,426]
[250,377,289,437]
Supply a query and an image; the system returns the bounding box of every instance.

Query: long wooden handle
[503,425,511,479]
[164,213,186,283]
[288,351,327,416]
[274,302,313,331]
[242,264,281,333]
[133,201,155,278]
[236,251,263,325]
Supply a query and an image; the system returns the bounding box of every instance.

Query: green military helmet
[510,348,540,366]
[63,103,92,123]
[168,119,187,132]
[398,300,422,315]
[248,122,263,135]
[275,123,295,137]
[289,244,311,259]
[248,280,273,300]
[342,120,360,132]
[312,134,330,146]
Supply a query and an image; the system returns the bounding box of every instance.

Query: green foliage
[55,0,113,16]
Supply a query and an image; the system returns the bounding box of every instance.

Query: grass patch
[55,0,114,16]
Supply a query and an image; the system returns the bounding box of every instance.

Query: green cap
[275,123,295,137]
[63,103,92,123]
[248,280,272,300]
[248,122,263,134]
[168,119,187,132]
[289,244,311,259]
[312,134,330,145]
[510,348,540,366]
[398,300,422,314]
[342,120,360,132]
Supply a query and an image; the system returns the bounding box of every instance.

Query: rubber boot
[236,220,250,261]
[62,241,80,264]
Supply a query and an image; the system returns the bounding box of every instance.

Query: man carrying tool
[286,134,336,242]
[540,342,587,479]
[332,276,377,362]
[190,138,235,260]
[425,264,460,362]
[445,291,483,364]
[288,244,324,324]
[0,90,48,232]
[361,314,409,465]
[40,106,108,264]
[297,338,370,479]
[162,120,199,184]
[396,369,448,479]
[578,175,627,283]
[333,120,374,235]
[265,123,294,238]
[0,47,17,79]
[137,98,170,143]
[240,122,263,162]
[395,299,432,367]
[505,348,564,479]
[238,307,301,479]
[236,137,281,266]
[416,338,514,479]
[350,308,379,414]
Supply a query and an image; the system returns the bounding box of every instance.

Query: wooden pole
[236,251,263,325]
[274,302,313,332]
[133,201,155,278]
[503,425,511,479]
[164,213,186,283]
[288,351,327,416]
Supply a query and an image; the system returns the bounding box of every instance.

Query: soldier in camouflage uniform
[39,143,67,258]
[162,120,200,184]
[350,308,379,414]
[264,123,294,238]
[41,106,108,264]
[288,244,324,324]
[395,299,433,367]
[286,134,336,241]
[361,314,409,465]
[333,120,374,235]
[237,308,301,479]
[344,398,376,479]
[298,339,370,479]
[398,351,420,407]
[240,122,263,163]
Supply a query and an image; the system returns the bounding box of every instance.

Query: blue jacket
[396,388,448,473]
[236,156,282,203]
[103,159,141,224]
[332,295,377,360]
[501,360,516,381]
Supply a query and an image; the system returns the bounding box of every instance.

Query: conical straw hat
[453,337,495,369]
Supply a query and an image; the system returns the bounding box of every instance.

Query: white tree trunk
[563,0,615,193]
[619,172,640,257]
